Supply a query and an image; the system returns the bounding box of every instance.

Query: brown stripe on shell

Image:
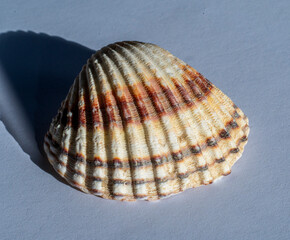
[46,112,246,166]
[44,132,247,188]
[170,78,195,106]
[45,122,249,170]
[62,89,214,130]
[55,62,245,131]
[181,68,212,99]
[47,101,244,152]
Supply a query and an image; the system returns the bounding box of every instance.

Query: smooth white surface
[0,1,289,239]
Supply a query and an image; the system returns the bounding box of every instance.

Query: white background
[0,0,289,239]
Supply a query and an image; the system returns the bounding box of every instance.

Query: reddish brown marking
[223,171,231,176]
[219,129,231,139]
[79,107,86,126]
[116,87,140,124]
[86,176,103,182]
[184,78,205,100]
[46,134,246,187]
[172,151,183,161]
[150,91,166,114]
[63,78,222,129]
[181,64,197,80]
[197,73,213,90]
[206,137,218,147]
[89,188,105,194]
[227,119,239,129]
[136,99,151,119]
[92,107,103,127]
[77,84,87,125]
[62,148,69,154]
[171,78,195,106]
[147,78,180,114]
[131,84,158,120]
[229,148,240,153]
[70,180,84,188]
[207,180,214,185]
[119,102,136,123]
[160,84,181,109]
[112,158,128,166]
[56,158,66,167]
[181,64,214,97]
[104,107,119,124]
[240,136,248,142]
[89,93,102,123]
[216,157,226,163]
[87,156,105,166]
[194,74,212,95]
[76,153,86,162]
[84,155,131,168]
[190,145,202,154]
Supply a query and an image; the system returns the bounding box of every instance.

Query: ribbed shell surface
[44,41,249,201]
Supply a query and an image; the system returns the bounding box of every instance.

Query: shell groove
[44,41,250,201]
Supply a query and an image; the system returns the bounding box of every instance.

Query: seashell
[44,41,250,201]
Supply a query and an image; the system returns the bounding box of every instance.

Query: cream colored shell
[44,41,249,201]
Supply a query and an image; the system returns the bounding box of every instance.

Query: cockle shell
[44,41,249,201]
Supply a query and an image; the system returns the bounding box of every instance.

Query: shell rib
[44,41,250,201]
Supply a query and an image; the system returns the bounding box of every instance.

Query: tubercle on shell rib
[44,41,250,201]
